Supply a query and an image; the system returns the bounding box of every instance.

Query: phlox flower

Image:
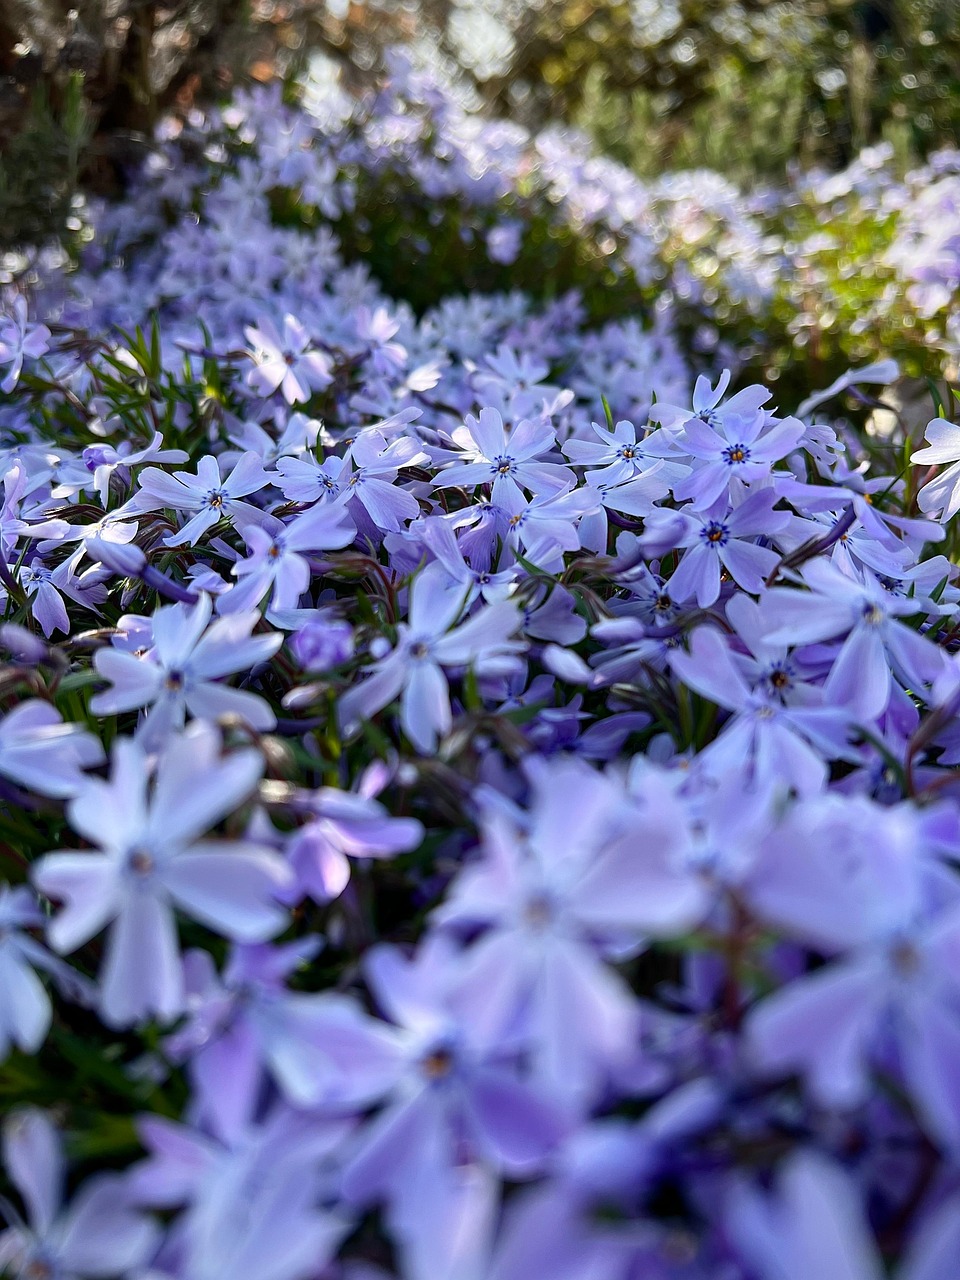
[136,451,270,547]
[80,431,188,505]
[671,408,805,508]
[669,626,854,796]
[760,558,947,720]
[339,571,524,754]
[0,887,56,1060]
[356,304,407,378]
[0,700,103,799]
[275,433,425,534]
[17,549,109,638]
[288,609,355,671]
[435,757,704,1105]
[221,499,355,614]
[0,1108,158,1279]
[911,416,960,522]
[729,1146,960,1280]
[647,489,789,608]
[90,593,282,746]
[648,368,771,436]
[411,516,516,608]
[337,935,570,1207]
[131,1105,351,1280]
[163,940,334,1136]
[561,417,680,487]
[0,297,51,393]
[435,406,572,505]
[499,483,600,572]
[745,795,960,1149]
[286,783,424,903]
[728,1152,884,1280]
[244,313,333,404]
[32,724,292,1027]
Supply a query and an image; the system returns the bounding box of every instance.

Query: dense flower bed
[3,55,960,1280]
[13,52,960,395]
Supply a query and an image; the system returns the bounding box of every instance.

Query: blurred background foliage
[1,1,959,252]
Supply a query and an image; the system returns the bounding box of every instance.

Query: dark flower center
[24,1259,54,1280]
[523,892,553,928]
[128,848,155,876]
[723,443,750,465]
[891,939,921,977]
[422,1047,454,1079]
[702,521,729,546]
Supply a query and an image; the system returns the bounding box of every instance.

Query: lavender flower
[245,314,333,404]
[90,593,282,745]
[339,572,524,753]
[435,408,571,505]
[0,1108,158,1278]
[136,452,270,547]
[0,701,103,799]
[33,724,291,1027]
[0,297,51,393]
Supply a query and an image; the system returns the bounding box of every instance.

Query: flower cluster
[2,58,960,1280]
[12,52,960,391]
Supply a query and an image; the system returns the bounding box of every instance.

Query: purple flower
[286,785,423,903]
[561,417,684,488]
[90,593,282,746]
[760,558,947,720]
[289,611,355,671]
[0,297,51,393]
[245,313,333,404]
[136,452,270,547]
[339,572,524,754]
[412,516,516,608]
[649,368,772,436]
[0,701,103,799]
[436,757,706,1105]
[499,483,600,571]
[669,626,854,795]
[648,489,789,608]
[163,940,331,1136]
[32,724,292,1027]
[911,416,960,522]
[0,1108,158,1278]
[81,431,188,506]
[0,887,54,1059]
[131,1105,351,1280]
[745,795,960,1147]
[435,407,571,505]
[672,408,804,509]
[728,1151,883,1280]
[276,434,425,534]
[223,500,355,614]
[17,549,108,638]
[339,935,570,1207]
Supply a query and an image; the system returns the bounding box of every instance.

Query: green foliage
[533,0,960,182]
[0,73,91,252]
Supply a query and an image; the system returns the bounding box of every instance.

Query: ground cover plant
[2,53,960,1280]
